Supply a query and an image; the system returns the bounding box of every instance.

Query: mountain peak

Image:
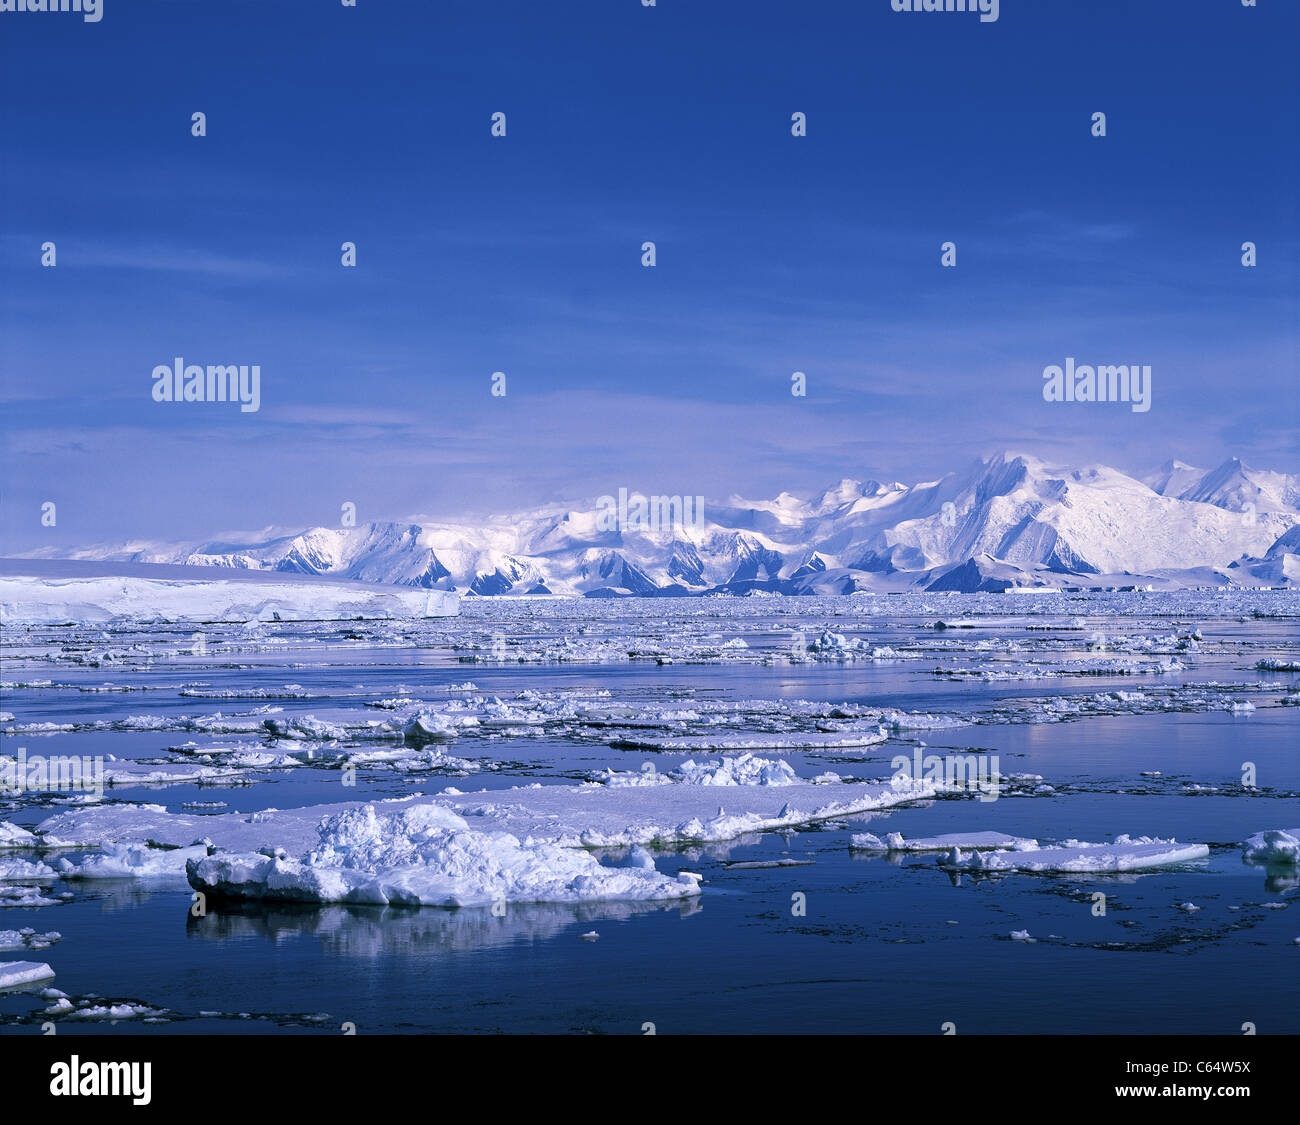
[26,451,1300,596]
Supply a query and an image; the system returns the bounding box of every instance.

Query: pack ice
[34,763,946,906]
[0,562,458,624]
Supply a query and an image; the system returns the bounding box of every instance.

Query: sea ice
[186,804,703,907]
[850,830,1035,852]
[0,961,56,989]
[938,835,1209,873]
[1241,829,1300,865]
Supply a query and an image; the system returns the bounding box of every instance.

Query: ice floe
[186,805,702,907]
[1241,829,1300,865]
[937,835,1209,873]
[0,928,61,951]
[31,765,948,905]
[850,830,1035,852]
[0,960,56,989]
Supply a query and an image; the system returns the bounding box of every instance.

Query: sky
[1,0,1297,554]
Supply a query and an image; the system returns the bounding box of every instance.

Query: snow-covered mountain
[23,453,1300,595]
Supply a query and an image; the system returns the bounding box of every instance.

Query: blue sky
[1,0,1297,552]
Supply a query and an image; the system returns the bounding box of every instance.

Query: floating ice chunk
[0,885,63,907]
[672,754,801,787]
[610,729,887,753]
[0,855,56,881]
[56,842,210,882]
[403,711,459,743]
[580,931,599,941]
[0,821,38,849]
[389,747,481,774]
[1241,829,1300,865]
[50,998,167,1021]
[938,835,1209,873]
[263,715,349,741]
[1009,930,1036,943]
[0,961,56,989]
[879,710,967,731]
[1178,902,1201,913]
[186,802,703,908]
[0,928,62,951]
[808,630,863,652]
[40,771,947,898]
[101,761,244,787]
[850,831,1036,852]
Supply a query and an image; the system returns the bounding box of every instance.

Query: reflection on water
[185,896,702,957]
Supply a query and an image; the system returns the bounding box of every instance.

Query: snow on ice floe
[0,886,65,907]
[186,806,702,908]
[0,855,57,880]
[36,988,169,1022]
[609,729,887,753]
[0,961,56,990]
[55,842,212,884]
[0,928,61,951]
[30,767,946,905]
[1257,658,1300,672]
[0,820,38,849]
[936,835,1209,873]
[597,753,805,787]
[1241,829,1300,865]
[850,830,1036,852]
[0,569,457,624]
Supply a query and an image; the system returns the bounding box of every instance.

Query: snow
[850,830,1035,852]
[15,451,1299,596]
[186,805,702,907]
[56,842,212,883]
[0,960,56,989]
[937,836,1210,873]
[601,754,802,787]
[0,820,38,849]
[0,564,458,623]
[32,766,947,906]
[609,730,887,753]
[0,928,61,951]
[1241,829,1300,865]
[0,855,57,880]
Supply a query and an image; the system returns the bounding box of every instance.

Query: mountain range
[22,452,1300,595]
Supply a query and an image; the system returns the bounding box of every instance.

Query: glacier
[12,451,1299,599]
